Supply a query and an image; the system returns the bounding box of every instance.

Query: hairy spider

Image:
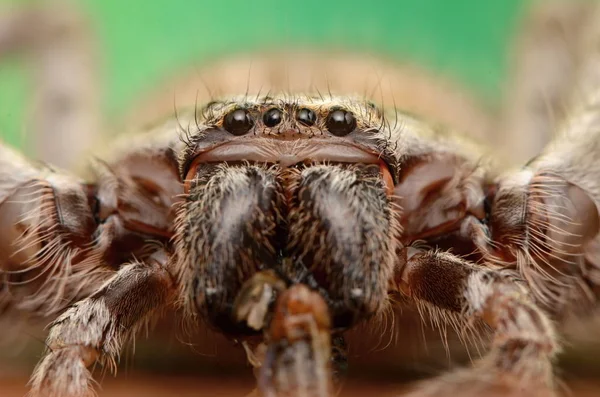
[1,1,600,397]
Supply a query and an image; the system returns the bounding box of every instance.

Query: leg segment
[28,249,175,397]
[398,249,558,397]
[484,3,600,313]
[234,273,347,397]
[0,142,105,314]
[0,2,99,168]
[258,284,333,397]
[497,0,593,165]
[0,131,181,317]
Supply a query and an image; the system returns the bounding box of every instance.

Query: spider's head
[178,94,399,183]
[173,94,400,335]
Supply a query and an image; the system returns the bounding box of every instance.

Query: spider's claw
[233,270,287,331]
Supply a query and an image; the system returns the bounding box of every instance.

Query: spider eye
[223,109,254,135]
[263,108,283,127]
[326,109,356,136]
[296,108,316,126]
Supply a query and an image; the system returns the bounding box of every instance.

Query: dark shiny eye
[326,109,356,136]
[263,108,282,127]
[223,109,254,136]
[296,108,316,126]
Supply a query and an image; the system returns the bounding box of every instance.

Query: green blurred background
[0,0,526,151]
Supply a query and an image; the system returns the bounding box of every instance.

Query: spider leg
[234,272,347,397]
[0,2,99,168]
[481,3,600,314]
[258,284,334,397]
[0,141,109,315]
[498,0,593,165]
[28,248,175,397]
[0,124,181,318]
[397,248,558,397]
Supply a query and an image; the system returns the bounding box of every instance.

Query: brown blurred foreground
[3,376,600,397]
[2,309,600,397]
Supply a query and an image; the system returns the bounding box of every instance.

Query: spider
[1,1,600,396]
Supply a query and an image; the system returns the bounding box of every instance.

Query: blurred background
[0,0,523,151]
[2,0,600,396]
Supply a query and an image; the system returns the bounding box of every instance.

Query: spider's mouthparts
[282,163,398,329]
[182,160,397,333]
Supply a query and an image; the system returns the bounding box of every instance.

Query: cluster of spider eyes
[223,107,357,137]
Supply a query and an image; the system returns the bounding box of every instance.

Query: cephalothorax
[2,1,600,397]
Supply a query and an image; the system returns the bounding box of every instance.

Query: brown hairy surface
[3,1,600,396]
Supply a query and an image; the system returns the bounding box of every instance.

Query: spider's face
[178,95,399,179]
[174,95,400,334]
